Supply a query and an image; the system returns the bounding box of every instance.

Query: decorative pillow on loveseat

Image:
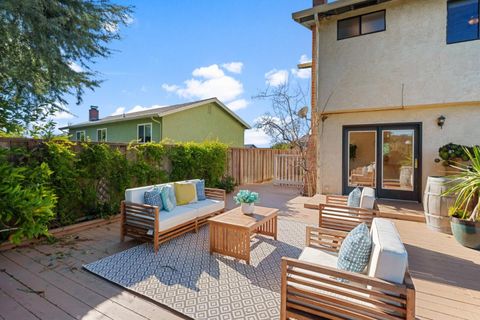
[174,182,197,205]
[337,223,372,273]
[159,184,177,212]
[189,179,206,201]
[144,187,163,209]
[347,187,362,207]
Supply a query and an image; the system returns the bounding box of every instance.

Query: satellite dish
[297,106,309,118]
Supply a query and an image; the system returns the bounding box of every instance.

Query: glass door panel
[348,131,377,188]
[381,130,414,191]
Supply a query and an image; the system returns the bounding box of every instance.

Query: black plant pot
[450,217,480,250]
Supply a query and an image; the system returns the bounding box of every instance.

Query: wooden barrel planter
[423,176,455,234]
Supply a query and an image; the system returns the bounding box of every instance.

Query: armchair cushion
[360,187,376,210]
[337,223,372,273]
[347,187,361,207]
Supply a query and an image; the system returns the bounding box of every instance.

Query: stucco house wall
[162,102,245,147]
[309,0,480,199]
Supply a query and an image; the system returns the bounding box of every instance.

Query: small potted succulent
[234,190,259,215]
[442,146,480,250]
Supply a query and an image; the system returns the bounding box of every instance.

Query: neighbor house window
[447,0,479,44]
[338,10,386,40]
[97,128,107,142]
[76,131,86,141]
[137,123,152,143]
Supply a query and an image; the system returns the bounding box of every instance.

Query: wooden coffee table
[208,206,278,264]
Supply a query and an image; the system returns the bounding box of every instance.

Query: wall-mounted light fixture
[437,115,446,129]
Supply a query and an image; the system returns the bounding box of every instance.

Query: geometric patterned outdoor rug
[83,218,309,320]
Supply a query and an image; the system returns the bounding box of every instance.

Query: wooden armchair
[281,226,416,320]
[319,194,378,232]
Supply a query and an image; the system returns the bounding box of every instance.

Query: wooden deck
[0,184,478,320]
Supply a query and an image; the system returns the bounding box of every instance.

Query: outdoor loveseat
[281,218,415,320]
[120,181,225,252]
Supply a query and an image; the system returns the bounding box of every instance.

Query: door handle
[414,158,418,169]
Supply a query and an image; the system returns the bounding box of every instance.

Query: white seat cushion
[159,205,198,231]
[125,183,169,204]
[367,218,408,284]
[359,187,376,210]
[299,246,338,268]
[184,199,224,217]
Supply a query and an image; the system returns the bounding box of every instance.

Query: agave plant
[443,146,480,221]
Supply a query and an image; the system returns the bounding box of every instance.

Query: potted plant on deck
[443,146,480,250]
[234,190,259,215]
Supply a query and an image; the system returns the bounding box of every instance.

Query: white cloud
[265,69,289,87]
[192,64,224,79]
[227,99,249,111]
[162,84,179,92]
[110,104,165,116]
[291,54,311,79]
[53,111,75,120]
[68,61,83,73]
[222,62,243,74]
[244,129,271,147]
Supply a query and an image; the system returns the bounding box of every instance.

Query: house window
[338,10,386,40]
[447,0,479,44]
[137,123,152,143]
[76,131,86,141]
[97,128,107,142]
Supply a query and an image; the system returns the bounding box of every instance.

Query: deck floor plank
[0,287,39,320]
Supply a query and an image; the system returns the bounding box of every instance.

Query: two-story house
[293,0,480,202]
[60,98,250,147]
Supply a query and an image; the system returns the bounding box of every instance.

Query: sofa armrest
[319,203,377,232]
[121,201,159,228]
[205,187,226,203]
[305,226,348,253]
[281,257,415,320]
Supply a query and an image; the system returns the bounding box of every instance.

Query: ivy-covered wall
[0,138,228,244]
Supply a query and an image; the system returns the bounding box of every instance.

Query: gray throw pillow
[347,187,361,207]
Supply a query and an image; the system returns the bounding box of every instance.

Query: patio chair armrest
[281,257,415,320]
[305,226,348,252]
[205,188,226,202]
[319,203,377,231]
[121,200,159,229]
[325,194,348,206]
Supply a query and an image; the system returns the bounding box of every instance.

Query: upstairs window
[97,128,107,142]
[76,131,86,141]
[338,10,386,40]
[447,0,479,44]
[137,123,152,143]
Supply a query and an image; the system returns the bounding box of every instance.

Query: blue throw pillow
[190,179,206,201]
[144,187,163,209]
[347,187,361,207]
[159,184,176,212]
[337,223,372,273]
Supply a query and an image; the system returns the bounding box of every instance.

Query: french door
[343,123,421,202]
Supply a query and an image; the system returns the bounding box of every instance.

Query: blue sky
[59,0,312,147]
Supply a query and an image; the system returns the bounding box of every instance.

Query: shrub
[0,150,56,244]
[216,175,236,193]
[439,143,476,162]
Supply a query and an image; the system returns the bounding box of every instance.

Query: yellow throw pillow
[174,182,197,205]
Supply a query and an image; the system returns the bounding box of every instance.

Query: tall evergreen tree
[0,0,132,134]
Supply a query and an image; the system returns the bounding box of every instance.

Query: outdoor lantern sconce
[437,115,446,129]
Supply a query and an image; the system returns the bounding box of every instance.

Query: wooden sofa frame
[319,195,378,232]
[120,187,226,252]
[281,226,416,320]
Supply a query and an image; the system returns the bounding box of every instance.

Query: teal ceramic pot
[450,217,480,250]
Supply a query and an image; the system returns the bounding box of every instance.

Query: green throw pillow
[159,184,176,212]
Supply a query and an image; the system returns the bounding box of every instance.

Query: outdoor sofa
[120,181,225,252]
[320,187,379,231]
[281,218,416,319]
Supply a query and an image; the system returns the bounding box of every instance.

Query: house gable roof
[60,98,251,130]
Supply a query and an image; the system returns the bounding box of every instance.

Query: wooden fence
[273,154,305,187]
[226,148,299,185]
[0,137,300,185]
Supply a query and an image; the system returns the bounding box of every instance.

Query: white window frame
[76,130,86,141]
[97,128,107,142]
[137,123,153,143]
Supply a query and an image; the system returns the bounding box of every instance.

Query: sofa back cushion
[367,218,408,284]
[126,184,168,204]
[359,187,376,210]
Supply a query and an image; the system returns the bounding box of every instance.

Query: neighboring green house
[60,98,250,147]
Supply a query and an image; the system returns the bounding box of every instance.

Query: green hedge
[0,139,228,244]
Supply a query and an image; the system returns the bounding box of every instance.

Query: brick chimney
[313,0,326,6]
[89,106,99,121]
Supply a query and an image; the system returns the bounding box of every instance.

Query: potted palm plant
[443,146,480,250]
